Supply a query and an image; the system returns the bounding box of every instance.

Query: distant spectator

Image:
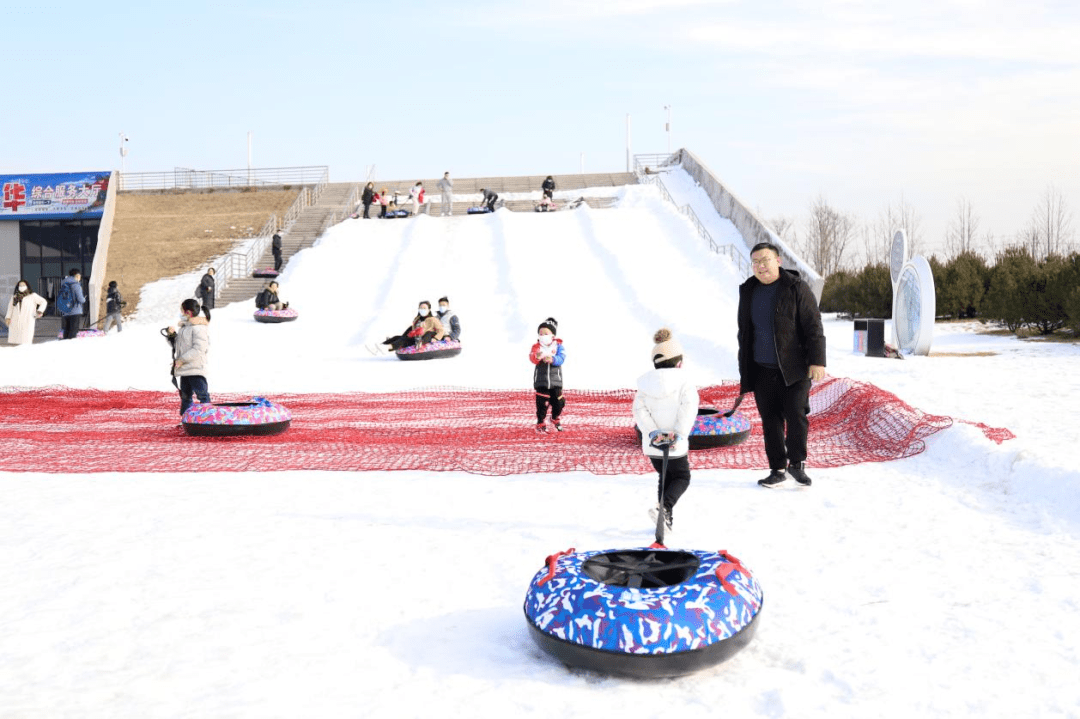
[255,281,287,311]
[409,182,427,216]
[536,195,556,212]
[378,187,390,218]
[542,175,555,199]
[198,267,216,310]
[436,296,460,341]
[481,185,496,211]
[437,172,453,217]
[4,279,47,345]
[102,280,126,333]
[272,231,283,271]
[58,268,86,340]
[361,182,376,219]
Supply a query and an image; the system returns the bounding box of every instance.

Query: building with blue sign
[1,171,118,325]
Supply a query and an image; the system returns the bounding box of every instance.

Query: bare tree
[800,196,854,276]
[769,216,797,245]
[1027,185,1074,259]
[945,197,982,258]
[868,194,924,263]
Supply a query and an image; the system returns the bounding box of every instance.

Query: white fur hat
[651,328,683,364]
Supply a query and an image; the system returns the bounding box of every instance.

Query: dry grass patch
[103,189,299,316]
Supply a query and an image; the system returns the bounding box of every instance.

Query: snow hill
[1,169,1079,718]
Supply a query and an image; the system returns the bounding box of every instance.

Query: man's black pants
[753,364,811,471]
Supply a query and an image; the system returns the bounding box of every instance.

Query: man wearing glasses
[737,242,826,488]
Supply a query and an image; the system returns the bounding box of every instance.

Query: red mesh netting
[0,379,1012,475]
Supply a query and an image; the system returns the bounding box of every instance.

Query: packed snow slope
[0,181,747,394]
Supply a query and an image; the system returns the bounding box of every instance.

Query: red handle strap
[715,550,750,598]
[537,547,576,586]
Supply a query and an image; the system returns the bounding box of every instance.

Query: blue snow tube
[467,207,491,215]
[524,546,763,678]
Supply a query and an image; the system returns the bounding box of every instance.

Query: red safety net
[0,379,1012,475]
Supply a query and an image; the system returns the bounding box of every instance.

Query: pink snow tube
[56,328,106,339]
[181,397,292,437]
[395,338,462,361]
[254,308,299,323]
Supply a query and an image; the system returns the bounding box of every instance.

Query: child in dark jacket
[529,317,566,432]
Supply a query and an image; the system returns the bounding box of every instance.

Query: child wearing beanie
[632,328,700,534]
[529,317,566,432]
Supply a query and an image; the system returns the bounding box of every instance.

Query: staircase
[215,183,355,308]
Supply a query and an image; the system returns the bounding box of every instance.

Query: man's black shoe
[757,470,787,488]
[788,461,812,486]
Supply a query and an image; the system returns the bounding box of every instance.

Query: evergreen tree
[984,246,1036,333]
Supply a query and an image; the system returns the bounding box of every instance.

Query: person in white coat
[167,298,211,416]
[4,280,48,345]
[632,327,699,532]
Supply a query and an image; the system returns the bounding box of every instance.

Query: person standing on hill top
[632,327,699,534]
[737,242,826,489]
[4,279,47,345]
[361,182,376,219]
[530,317,566,432]
[272,231,283,272]
[378,187,390,218]
[437,172,453,217]
[542,175,555,200]
[409,182,426,216]
[198,267,216,310]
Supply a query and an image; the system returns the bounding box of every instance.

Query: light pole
[664,105,672,154]
[119,133,129,188]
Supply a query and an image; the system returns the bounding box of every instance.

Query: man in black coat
[198,268,216,310]
[272,232,283,271]
[737,242,826,488]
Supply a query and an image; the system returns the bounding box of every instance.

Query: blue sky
[3,0,1078,260]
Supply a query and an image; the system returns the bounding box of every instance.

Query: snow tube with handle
[395,338,462,361]
[252,268,279,278]
[524,546,763,678]
[253,308,298,323]
[634,407,752,450]
[381,210,411,219]
[467,207,491,215]
[181,396,291,437]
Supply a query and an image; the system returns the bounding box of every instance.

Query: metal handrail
[118,165,329,191]
[637,171,750,275]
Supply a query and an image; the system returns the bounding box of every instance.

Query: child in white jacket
[632,328,699,532]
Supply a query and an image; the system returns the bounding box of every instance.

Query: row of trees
[772,186,1075,272]
[819,248,1080,335]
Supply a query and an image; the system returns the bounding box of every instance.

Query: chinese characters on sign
[0,172,111,220]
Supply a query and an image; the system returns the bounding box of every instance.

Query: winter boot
[551,418,563,432]
[788,461,812,486]
[757,469,788,488]
[536,422,548,433]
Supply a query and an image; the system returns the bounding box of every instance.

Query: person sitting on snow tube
[255,281,288,312]
[436,296,461,342]
[379,301,445,352]
[535,195,557,212]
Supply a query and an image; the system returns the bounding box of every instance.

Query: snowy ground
[2,173,1078,718]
